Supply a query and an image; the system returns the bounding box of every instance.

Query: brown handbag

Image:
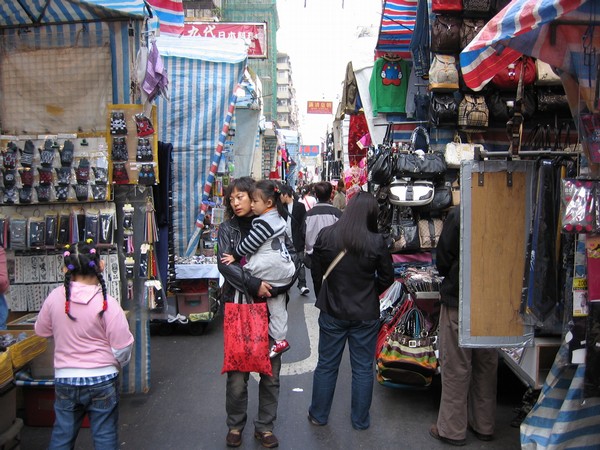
[458,94,489,131]
[418,218,444,249]
[460,18,485,49]
[431,15,462,54]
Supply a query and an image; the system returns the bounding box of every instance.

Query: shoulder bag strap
[323,249,347,281]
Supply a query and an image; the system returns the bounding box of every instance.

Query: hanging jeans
[410,0,430,78]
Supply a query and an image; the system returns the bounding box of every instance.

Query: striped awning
[0,0,152,28]
[145,0,184,35]
[376,0,418,58]
[460,0,595,91]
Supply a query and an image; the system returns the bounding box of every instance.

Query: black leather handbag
[430,93,459,126]
[487,90,536,122]
[368,146,394,186]
[416,180,453,212]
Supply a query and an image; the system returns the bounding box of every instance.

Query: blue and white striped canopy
[0,0,150,28]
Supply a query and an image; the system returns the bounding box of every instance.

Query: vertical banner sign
[307,101,333,114]
[182,22,267,58]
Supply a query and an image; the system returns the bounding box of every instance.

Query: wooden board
[470,171,526,337]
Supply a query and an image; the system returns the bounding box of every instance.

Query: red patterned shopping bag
[222,300,272,376]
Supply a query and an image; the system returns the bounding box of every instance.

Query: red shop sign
[183,22,268,58]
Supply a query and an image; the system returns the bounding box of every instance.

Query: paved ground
[19,282,527,450]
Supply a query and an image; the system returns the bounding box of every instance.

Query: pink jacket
[35,282,134,375]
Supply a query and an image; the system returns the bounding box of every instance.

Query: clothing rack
[374,121,428,127]
[478,149,581,159]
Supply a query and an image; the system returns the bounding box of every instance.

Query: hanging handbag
[462,0,492,15]
[368,146,394,186]
[444,134,483,168]
[418,217,444,249]
[376,305,438,386]
[430,15,462,54]
[416,180,453,212]
[458,94,489,131]
[487,90,536,122]
[459,18,485,49]
[395,128,447,179]
[388,178,435,206]
[491,56,536,90]
[432,0,462,13]
[428,54,459,91]
[222,292,272,376]
[317,249,347,302]
[535,60,562,86]
[390,206,421,253]
[430,93,459,126]
[536,87,569,113]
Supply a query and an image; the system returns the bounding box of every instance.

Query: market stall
[0,0,158,409]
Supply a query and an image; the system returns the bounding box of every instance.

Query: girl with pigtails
[35,239,134,450]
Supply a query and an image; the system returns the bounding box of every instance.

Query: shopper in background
[299,184,316,211]
[218,177,290,449]
[332,182,347,211]
[430,204,498,446]
[0,245,9,330]
[35,240,134,450]
[308,191,394,430]
[280,184,310,296]
[303,181,342,285]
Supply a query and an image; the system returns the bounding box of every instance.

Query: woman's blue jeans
[49,376,120,450]
[309,311,379,430]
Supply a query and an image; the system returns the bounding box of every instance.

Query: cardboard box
[0,330,47,370]
[23,386,89,428]
[0,385,16,434]
[29,338,55,380]
[6,313,38,330]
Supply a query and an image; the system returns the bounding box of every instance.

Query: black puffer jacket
[436,206,459,308]
[217,215,297,303]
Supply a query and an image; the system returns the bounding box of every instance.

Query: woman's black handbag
[487,90,536,122]
[430,93,459,126]
[368,146,394,186]
[416,180,453,212]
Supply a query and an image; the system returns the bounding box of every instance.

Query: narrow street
[21,283,525,450]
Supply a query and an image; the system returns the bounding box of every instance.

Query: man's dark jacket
[282,200,306,252]
[436,206,459,308]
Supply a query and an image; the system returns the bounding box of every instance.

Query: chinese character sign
[183,22,267,58]
[307,101,333,114]
[299,145,320,157]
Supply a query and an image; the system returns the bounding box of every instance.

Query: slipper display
[167,314,188,324]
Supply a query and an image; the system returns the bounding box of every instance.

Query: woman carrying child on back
[221,179,296,358]
[35,239,134,450]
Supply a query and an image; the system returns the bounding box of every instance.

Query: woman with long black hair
[308,191,394,430]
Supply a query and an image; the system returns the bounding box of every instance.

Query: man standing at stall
[280,184,310,296]
[303,182,342,289]
[430,203,498,446]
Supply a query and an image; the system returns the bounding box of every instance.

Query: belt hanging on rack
[507,56,528,158]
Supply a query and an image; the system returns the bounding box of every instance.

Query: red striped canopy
[376,0,418,58]
[146,0,184,35]
[460,0,598,92]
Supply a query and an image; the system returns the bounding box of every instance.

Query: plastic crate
[23,386,90,428]
[0,385,16,435]
[176,292,210,316]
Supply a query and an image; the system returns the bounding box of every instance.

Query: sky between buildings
[277,0,382,145]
